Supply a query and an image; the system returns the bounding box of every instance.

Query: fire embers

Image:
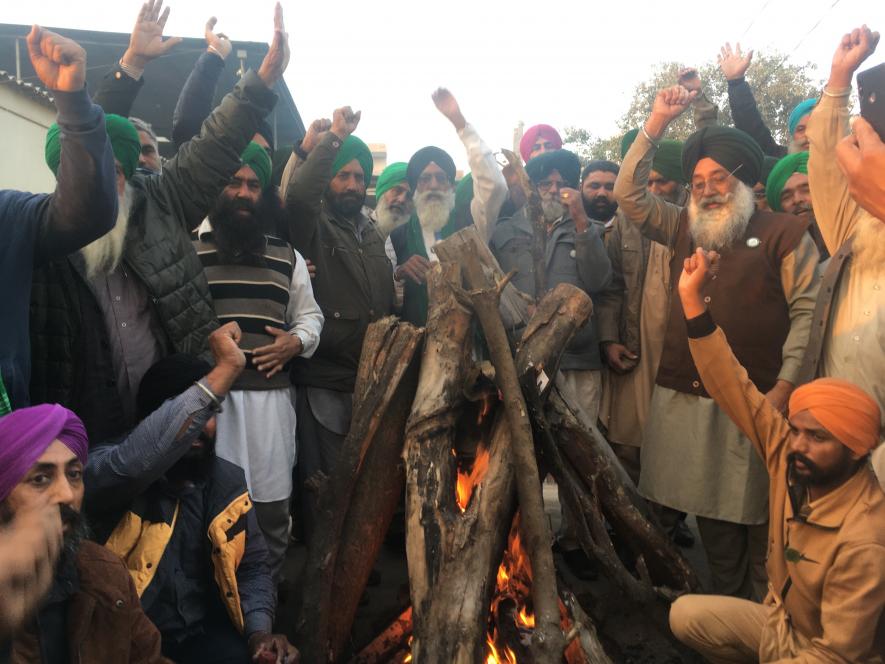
[487,517,535,662]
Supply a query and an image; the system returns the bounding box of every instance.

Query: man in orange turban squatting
[668,247,885,663]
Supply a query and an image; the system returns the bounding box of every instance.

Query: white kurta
[215,250,323,502]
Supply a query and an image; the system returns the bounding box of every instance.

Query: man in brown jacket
[670,248,885,663]
[0,404,167,664]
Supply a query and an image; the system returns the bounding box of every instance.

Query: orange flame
[455,446,491,512]
[486,637,518,664]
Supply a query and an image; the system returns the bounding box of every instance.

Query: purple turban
[0,404,88,502]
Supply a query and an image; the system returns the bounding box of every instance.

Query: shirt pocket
[318,305,362,353]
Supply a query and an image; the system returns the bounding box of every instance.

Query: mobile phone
[858,63,885,140]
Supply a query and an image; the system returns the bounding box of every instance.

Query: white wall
[0,86,56,194]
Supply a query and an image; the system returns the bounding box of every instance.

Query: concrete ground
[277,481,712,662]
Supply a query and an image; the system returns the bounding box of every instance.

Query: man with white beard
[29,3,290,445]
[801,25,885,489]
[389,88,508,326]
[372,162,412,238]
[615,85,821,601]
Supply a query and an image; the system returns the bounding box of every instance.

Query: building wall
[0,86,56,193]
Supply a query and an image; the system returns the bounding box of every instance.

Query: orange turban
[789,378,881,456]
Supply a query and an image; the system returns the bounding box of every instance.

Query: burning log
[295,317,423,663]
[456,245,569,662]
[404,257,593,663]
[349,608,413,664]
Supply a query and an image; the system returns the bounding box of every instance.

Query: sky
[3,0,884,169]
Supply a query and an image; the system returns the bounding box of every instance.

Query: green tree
[564,52,821,163]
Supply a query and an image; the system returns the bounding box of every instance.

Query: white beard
[540,191,565,223]
[81,184,132,279]
[688,181,755,251]
[852,215,885,273]
[414,189,455,233]
[374,196,411,236]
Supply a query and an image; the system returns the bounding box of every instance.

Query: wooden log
[405,268,593,664]
[404,263,514,664]
[295,318,423,662]
[349,608,412,664]
[547,391,701,595]
[457,248,570,663]
[561,590,613,664]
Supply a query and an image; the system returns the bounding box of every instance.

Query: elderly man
[765,152,829,260]
[373,162,412,237]
[1,27,117,411]
[0,405,168,663]
[282,107,393,540]
[86,324,298,664]
[670,247,885,663]
[389,89,508,326]
[29,4,289,444]
[717,42,816,157]
[802,25,885,488]
[193,143,323,582]
[519,123,562,162]
[621,131,689,206]
[615,86,821,600]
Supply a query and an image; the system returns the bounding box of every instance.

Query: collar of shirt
[787,465,871,530]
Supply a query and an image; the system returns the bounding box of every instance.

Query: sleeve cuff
[53,87,101,128]
[727,77,746,89]
[685,309,716,338]
[244,610,274,637]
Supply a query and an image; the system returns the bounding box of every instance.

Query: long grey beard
[374,197,411,237]
[688,181,755,251]
[81,184,132,279]
[414,190,455,233]
[541,197,565,223]
[852,215,885,273]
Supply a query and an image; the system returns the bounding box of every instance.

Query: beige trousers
[669,594,768,663]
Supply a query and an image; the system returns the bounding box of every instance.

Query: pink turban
[519,124,563,163]
[0,404,88,502]
[789,378,881,457]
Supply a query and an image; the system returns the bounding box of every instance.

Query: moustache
[787,451,821,476]
[699,193,731,208]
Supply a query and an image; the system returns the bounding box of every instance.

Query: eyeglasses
[538,179,566,192]
[417,172,452,186]
[690,164,743,194]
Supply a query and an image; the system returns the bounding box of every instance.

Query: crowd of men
[0,1,883,661]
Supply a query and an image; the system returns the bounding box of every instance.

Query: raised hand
[717,42,753,81]
[26,26,86,92]
[432,87,466,130]
[301,118,332,153]
[678,247,720,319]
[829,25,880,89]
[330,106,362,140]
[677,67,702,94]
[645,85,697,138]
[122,0,183,71]
[257,2,290,87]
[559,187,588,232]
[205,17,232,60]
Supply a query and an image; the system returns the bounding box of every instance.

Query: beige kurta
[806,85,885,488]
[600,241,671,447]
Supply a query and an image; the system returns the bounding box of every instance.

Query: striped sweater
[194,232,295,390]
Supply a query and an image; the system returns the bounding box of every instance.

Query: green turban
[682,126,763,187]
[45,113,141,180]
[331,135,374,183]
[240,141,272,189]
[765,152,808,212]
[651,139,685,184]
[619,130,684,183]
[620,129,640,158]
[455,172,474,211]
[374,162,408,202]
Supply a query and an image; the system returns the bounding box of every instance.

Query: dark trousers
[295,389,347,544]
[161,615,249,664]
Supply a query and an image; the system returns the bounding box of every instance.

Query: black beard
[209,193,275,261]
[167,433,216,483]
[59,504,90,568]
[584,196,618,221]
[325,189,365,219]
[787,451,856,488]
